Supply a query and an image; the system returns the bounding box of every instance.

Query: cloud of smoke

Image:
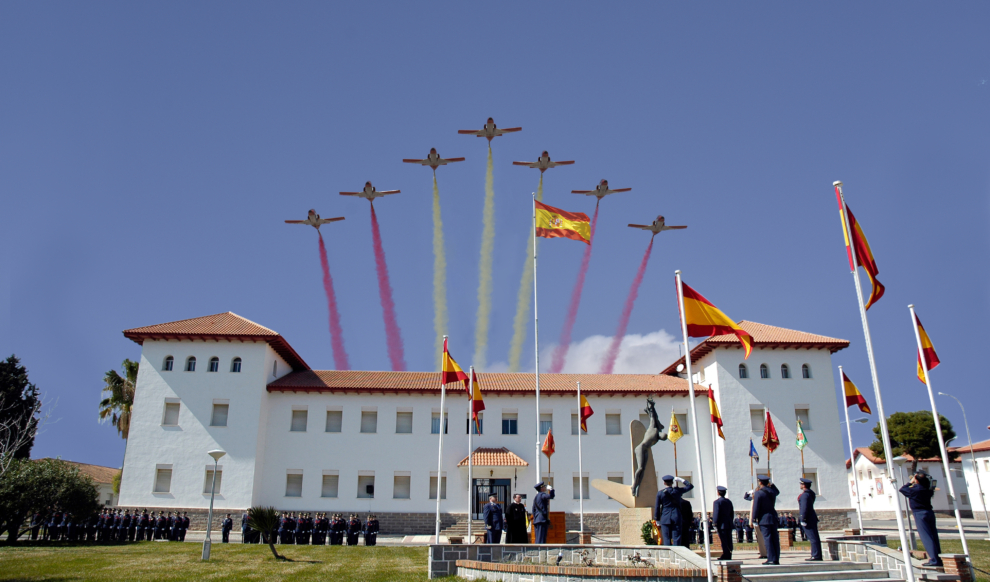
[490,328,682,374]
[473,147,496,370]
[318,233,350,370]
[599,238,655,374]
[549,202,599,373]
[432,175,449,368]
[369,203,406,371]
[507,175,543,372]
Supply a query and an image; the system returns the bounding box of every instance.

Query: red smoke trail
[369,203,407,371]
[318,233,350,370]
[549,203,599,373]
[599,238,655,374]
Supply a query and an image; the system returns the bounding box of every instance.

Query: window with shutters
[760,364,769,379]
[430,475,447,500]
[393,474,411,499]
[325,410,342,433]
[802,364,811,379]
[540,413,553,435]
[203,468,222,494]
[571,414,587,435]
[606,413,621,435]
[431,412,447,434]
[208,357,219,372]
[396,411,413,434]
[361,411,378,433]
[163,356,174,371]
[185,357,196,372]
[321,474,339,498]
[608,474,624,485]
[285,473,303,497]
[290,410,308,432]
[541,474,554,488]
[750,408,765,432]
[960,493,970,506]
[357,475,375,498]
[210,403,229,427]
[674,413,689,435]
[231,357,242,373]
[502,412,518,435]
[781,364,791,379]
[738,363,748,378]
[154,467,172,493]
[802,470,818,495]
[162,401,180,426]
[795,408,811,430]
[572,475,590,499]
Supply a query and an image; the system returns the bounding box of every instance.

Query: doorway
[472,478,511,519]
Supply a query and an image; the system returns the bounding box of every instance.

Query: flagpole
[435,336,448,543]
[577,382,585,536]
[749,447,754,492]
[711,421,719,487]
[533,193,542,484]
[467,366,474,544]
[909,305,969,558]
[673,408,679,477]
[835,181,914,582]
[675,270,713,582]
[840,365,865,532]
[765,407,771,476]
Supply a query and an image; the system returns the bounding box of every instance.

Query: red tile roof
[267,370,689,395]
[458,447,529,467]
[845,447,958,469]
[662,321,849,375]
[123,312,308,371]
[38,459,119,484]
[949,438,990,454]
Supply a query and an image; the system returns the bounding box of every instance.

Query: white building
[845,447,968,518]
[117,312,854,533]
[952,439,990,520]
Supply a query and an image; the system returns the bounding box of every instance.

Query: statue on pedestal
[591,396,669,508]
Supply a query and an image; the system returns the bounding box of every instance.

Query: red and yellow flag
[762,410,779,453]
[835,187,885,310]
[579,394,594,432]
[441,337,469,386]
[707,386,725,439]
[466,369,485,431]
[914,313,941,383]
[541,429,556,458]
[680,282,754,359]
[535,201,591,244]
[842,372,872,414]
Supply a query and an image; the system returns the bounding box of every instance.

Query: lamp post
[939,391,990,539]
[893,456,917,551]
[202,449,226,561]
[841,415,870,531]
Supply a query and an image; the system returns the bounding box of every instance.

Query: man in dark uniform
[120,510,131,543]
[128,510,138,541]
[295,513,307,545]
[531,482,555,544]
[49,509,62,542]
[713,486,734,560]
[655,475,693,546]
[181,512,190,541]
[30,512,42,540]
[899,471,942,567]
[330,513,345,545]
[684,502,696,548]
[346,514,362,546]
[221,514,233,543]
[483,494,504,544]
[798,478,822,561]
[87,514,98,541]
[752,475,780,565]
[505,494,529,543]
[364,514,379,546]
[312,513,325,545]
[240,511,250,544]
[733,516,744,543]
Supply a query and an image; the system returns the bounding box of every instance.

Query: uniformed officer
[733,516,744,543]
[899,471,942,567]
[346,514,362,546]
[221,514,233,543]
[655,475,693,546]
[364,514,379,546]
[483,494,504,544]
[798,478,822,561]
[295,513,307,545]
[713,486,734,560]
[531,482,555,544]
[683,500,696,547]
[240,511,250,544]
[752,475,780,565]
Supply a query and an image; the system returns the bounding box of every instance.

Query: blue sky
[2,3,988,468]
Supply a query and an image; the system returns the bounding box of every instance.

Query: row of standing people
[27,508,189,542]
[231,512,379,546]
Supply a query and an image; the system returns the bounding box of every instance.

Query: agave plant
[248,506,286,560]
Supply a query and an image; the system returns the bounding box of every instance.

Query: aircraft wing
[284,220,306,224]
[627,224,651,230]
[457,129,485,136]
[550,160,575,167]
[401,159,428,165]
[495,127,522,135]
[318,217,345,225]
[662,225,687,230]
[442,157,465,163]
[378,190,400,195]
[512,161,537,167]
[339,192,362,196]
[610,188,632,193]
[571,190,594,194]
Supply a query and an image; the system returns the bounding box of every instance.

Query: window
[540,413,553,435]
[608,474,624,485]
[466,415,482,435]
[750,408,765,432]
[285,472,303,497]
[502,412,518,435]
[674,413,689,435]
[795,408,810,429]
[960,493,970,506]
[210,403,229,427]
[430,474,447,500]
[801,470,817,494]
[325,410,342,433]
[208,357,220,372]
[393,474,411,499]
[984,460,989,472]
[185,357,196,372]
[396,411,413,434]
[162,401,180,426]
[321,473,339,498]
[541,474,555,488]
[571,414,586,435]
[858,470,863,480]
[759,364,769,379]
[868,469,873,479]
[358,475,375,498]
[361,411,378,433]
[606,413,622,435]
[572,475,590,499]
[231,357,242,373]
[431,412,448,435]
[272,361,277,377]
[738,363,748,379]
[163,356,174,372]
[154,467,172,493]
[290,409,308,432]
[802,364,811,379]
[781,364,791,379]
[203,468,223,494]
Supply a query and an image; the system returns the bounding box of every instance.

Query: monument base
[619,507,653,546]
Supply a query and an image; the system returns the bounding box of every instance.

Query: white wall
[961,451,990,515]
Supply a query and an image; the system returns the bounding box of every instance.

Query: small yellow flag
[667,410,683,444]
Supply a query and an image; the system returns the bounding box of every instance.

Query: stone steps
[743,563,875,575]
[742,562,897,582]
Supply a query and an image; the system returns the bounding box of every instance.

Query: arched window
[163,356,174,372]
[185,356,196,372]
[760,364,770,379]
[781,364,791,379]
[208,357,220,373]
[231,358,242,373]
[802,364,811,379]
[738,363,748,379]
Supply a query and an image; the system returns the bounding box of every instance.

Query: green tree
[99,359,138,440]
[0,355,42,477]
[248,506,286,560]
[0,458,99,542]
[869,411,957,474]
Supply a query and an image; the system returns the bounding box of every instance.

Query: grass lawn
[0,542,449,581]
[887,539,990,582]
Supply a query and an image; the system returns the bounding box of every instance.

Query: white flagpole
[675,270,713,582]
[834,181,914,582]
[839,365,865,532]
[435,336,448,543]
[577,381,585,536]
[709,396,719,487]
[467,366,474,544]
[533,193,542,484]
[909,305,969,558]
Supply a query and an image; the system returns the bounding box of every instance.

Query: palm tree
[99,359,138,440]
[248,506,286,560]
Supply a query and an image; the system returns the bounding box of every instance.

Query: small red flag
[762,411,779,453]
[541,429,556,459]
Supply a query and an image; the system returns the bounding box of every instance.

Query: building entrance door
[472,478,511,520]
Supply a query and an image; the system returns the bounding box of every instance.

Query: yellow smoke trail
[432,175,449,368]
[473,147,496,370]
[507,175,543,372]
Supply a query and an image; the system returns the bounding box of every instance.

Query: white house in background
[951,438,990,520]
[845,447,968,516]
[116,312,853,532]
[43,459,119,507]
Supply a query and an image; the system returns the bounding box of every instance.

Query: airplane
[627,215,687,236]
[339,181,400,201]
[512,151,575,173]
[284,209,345,231]
[457,117,522,142]
[402,148,465,172]
[571,179,632,200]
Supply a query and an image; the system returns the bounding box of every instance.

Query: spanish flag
[441,337,469,386]
[542,429,556,459]
[466,369,485,432]
[535,201,591,244]
[842,372,871,415]
[680,282,754,359]
[708,387,725,439]
[914,313,941,384]
[835,187,885,310]
[762,410,779,453]
[579,394,594,432]
[667,409,683,444]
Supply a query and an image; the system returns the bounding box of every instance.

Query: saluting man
[900,471,942,568]
[752,475,780,565]
[798,478,822,561]
[531,482,555,544]
[655,475,693,546]
[483,494,504,544]
[712,486,734,560]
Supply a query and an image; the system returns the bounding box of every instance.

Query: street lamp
[939,391,990,539]
[893,456,917,550]
[202,449,226,561]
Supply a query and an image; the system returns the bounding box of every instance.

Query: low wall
[861,510,974,520]
[456,559,707,582]
[823,535,921,581]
